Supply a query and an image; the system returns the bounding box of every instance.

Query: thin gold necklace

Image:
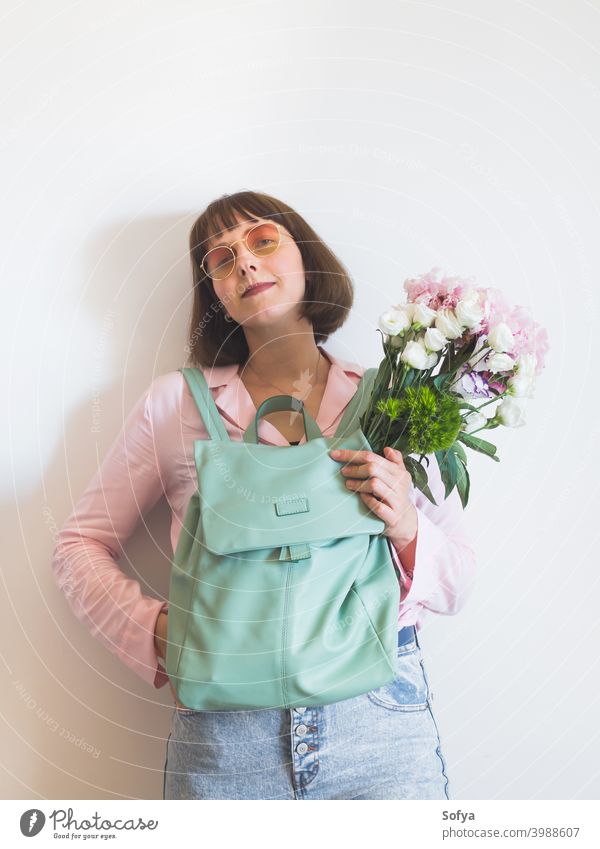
[243,348,322,399]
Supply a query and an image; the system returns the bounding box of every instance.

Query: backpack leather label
[274,497,310,516]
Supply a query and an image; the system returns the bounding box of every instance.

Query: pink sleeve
[388,453,477,623]
[51,380,171,690]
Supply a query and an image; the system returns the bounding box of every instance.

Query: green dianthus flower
[396,385,462,454]
[375,396,402,420]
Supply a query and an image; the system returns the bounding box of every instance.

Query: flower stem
[474,390,509,411]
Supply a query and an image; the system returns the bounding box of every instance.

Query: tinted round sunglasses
[201,221,289,281]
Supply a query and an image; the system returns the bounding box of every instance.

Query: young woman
[52,190,476,800]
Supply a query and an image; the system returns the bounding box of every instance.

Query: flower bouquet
[361,268,549,508]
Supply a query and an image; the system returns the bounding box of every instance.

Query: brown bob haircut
[187,190,354,367]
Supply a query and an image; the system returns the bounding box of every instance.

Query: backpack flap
[194,429,385,556]
[180,364,385,557]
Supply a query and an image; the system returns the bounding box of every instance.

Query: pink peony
[506,306,549,375]
[404,268,477,309]
[401,271,549,377]
[479,287,512,332]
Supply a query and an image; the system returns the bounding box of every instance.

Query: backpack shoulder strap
[179,367,231,442]
[333,367,378,439]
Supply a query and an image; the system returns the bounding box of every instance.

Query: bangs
[203,206,257,252]
[201,195,287,254]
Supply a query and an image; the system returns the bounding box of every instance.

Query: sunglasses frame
[201,220,285,281]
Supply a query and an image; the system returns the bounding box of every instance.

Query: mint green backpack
[165,366,401,711]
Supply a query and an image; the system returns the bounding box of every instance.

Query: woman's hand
[329,446,418,551]
[154,612,190,708]
[154,612,168,660]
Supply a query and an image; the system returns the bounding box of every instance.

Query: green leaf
[374,357,393,395]
[415,479,438,505]
[451,441,468,465]
[435,449,458,499]
[433,373,454,392]
[455,456,470,509]
[457,431,500,461]
[402,370,418,389]
[404,455,437,505]
[457,400,485,414]
[415,481,438,507]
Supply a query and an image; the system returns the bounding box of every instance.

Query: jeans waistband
[397,625,417,647]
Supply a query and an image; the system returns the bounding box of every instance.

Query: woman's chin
[241,302,299,325]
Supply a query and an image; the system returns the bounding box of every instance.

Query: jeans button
[295,724,307,737]
[296,742,309,755]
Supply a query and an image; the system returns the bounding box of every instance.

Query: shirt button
[296,742,309,755]
[294,706,307,714]
[295,724,307,737]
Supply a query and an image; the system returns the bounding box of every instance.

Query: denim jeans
[162,626,450,800]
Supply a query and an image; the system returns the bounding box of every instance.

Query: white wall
[1,0,599,800]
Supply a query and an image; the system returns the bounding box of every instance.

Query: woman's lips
[242,282,275,298]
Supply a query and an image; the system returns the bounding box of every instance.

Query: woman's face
[206,212,307,330]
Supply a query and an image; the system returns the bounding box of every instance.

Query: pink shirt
[51,345,477,690]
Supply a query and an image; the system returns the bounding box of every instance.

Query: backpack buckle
[279,543,312,562]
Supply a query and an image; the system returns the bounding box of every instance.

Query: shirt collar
[202,345,365,446]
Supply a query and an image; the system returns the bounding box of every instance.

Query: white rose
[378,308,411,337]
[486,354,515,374]
[468,353,490,372]
[435,308,463,340]
[455,295,484,330]
[507,374,535,399]
[400,339,430,370]
[392,302,416,321]
[463,411,488,434]
[486,352,515,374]
[412,302,437,328]
[516,353,537,378]
[487,322,514,353]
[497,397,526,427]
[424,327,447,352]
[426,350,438,368]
